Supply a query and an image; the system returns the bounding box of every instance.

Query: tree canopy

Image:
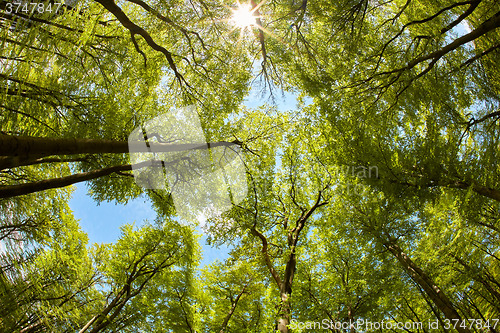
[1,0,499,332]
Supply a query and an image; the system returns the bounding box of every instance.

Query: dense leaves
[1,0,499,332]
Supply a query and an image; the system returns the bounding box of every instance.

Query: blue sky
[69,88,300,267]
[69,184,232,267]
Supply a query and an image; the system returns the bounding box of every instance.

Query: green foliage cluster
[1,0,499,332]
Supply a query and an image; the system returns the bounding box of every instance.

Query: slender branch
[456,43,500,70]
[4,156,88,170]
[219,284,247,333]
[124,0,205,49]
[1,11,120,39]
[394,10,500,75]
[468,110,500,127]
[0,104,57,134]
[93,0,189,86]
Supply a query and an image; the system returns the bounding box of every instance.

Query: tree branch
[250,226,283,288]
[219,284,247,333]
[93,0,189,86]
[0,161,153,199]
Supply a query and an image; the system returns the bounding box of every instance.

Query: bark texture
[384,241,470,333]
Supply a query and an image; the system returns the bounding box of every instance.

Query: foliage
[1,0,500,332]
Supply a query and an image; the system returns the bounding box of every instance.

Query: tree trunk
[251,192,327,333]
[445,180,500,202]
[0,134,238,168]
[0,161,154,199]
[384,241,470,333]
[392,177,500,203]
[453,255,500,311]
[403,10,500,71]
[277,289,292,333]
[277,247,296,333]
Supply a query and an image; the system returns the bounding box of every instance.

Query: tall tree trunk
[444,180,500,202]
[384,241,471,333]
[0,134,239,169]
[392,177,500,203]
[277,246,296,333]
[0,161,155,199]
[251,191,327,333]
[251,226,291,333]
[452,255,500,311]
[277,288,292,333]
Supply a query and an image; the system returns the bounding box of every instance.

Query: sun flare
[231,3,257,28]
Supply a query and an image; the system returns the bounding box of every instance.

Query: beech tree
[1,0,500,332]
[198,260,266,332]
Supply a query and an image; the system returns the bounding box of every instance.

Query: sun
[231,3,257,29]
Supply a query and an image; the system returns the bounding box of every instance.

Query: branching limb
[124,0,206,50]
[0,160,165,199]
[93,0,189,87]
[440,0,482,34]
